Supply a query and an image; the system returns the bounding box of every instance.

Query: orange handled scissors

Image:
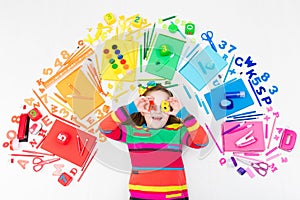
[32,157,60,172]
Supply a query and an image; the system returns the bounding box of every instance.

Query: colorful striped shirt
[99,102,209,200]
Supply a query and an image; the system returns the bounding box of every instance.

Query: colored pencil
[205,123,223,154]
[77,148,98,182]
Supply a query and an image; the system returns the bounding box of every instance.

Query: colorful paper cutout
[204,78,254,120]
[41,120,97,167]
[145,34,185,80]
[222,121,265,152]
[55,67,105,119]
[179,45,228,91]
[100,38,138,81]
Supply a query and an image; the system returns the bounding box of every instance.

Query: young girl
[99,82,209,200]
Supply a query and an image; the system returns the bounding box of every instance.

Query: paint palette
[100,39,138,81]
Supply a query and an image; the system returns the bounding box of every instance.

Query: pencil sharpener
[58,172,73,186]
[28,108,43,121]
[56,132,71,145]
[185,23,195,35]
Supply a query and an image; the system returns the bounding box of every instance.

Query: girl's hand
[167,97,182,116]
[134,96,153,113]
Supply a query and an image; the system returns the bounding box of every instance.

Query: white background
[0,0,299,199]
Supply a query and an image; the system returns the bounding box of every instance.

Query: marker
[225,91,245,98]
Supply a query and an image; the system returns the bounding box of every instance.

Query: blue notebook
[179,45,227,91]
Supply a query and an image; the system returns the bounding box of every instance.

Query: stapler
[235,130,257,147]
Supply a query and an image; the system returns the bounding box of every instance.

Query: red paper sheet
[41,120,97,167]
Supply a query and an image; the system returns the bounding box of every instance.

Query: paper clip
[235,130,256,147]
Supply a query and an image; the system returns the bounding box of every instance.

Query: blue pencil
[233,113,264,119]
[223,55,235,83]
[202,100,209,114]
[186,43,200,58]
[183,85,192,99]
[227,110,256,118]
[225,117,258,122]
[194,93,202,107]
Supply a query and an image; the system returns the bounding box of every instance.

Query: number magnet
[161,100,170,113]
[56,132,71,145]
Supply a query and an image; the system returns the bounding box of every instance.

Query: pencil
[223,54,235,83]
[143,32,146,59]
[194,93,202,107]
[148,23,156,50]
[183,85,192,99]
[205,123,223,154]
[76,134,81,153]
[233,113,264,119]
[36,136,47,149]
[77,148,98,182]
[267,117,277,149]
[139,44,143,72]
[225,117,258,122]
[80,138,89,156]
[227,110,256,118]
[186,43,200,58]
[145,33,157,60]
[162,15,176,21]
[53,92,67,103]
[222,122,245,135]
[81,141,97,170]
[22,150,54,156]
[10,154,44,157]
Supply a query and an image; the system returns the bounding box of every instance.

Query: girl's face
[142,90,170,129]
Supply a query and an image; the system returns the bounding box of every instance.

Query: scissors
[236,157,269,177]
[201,31,218,52]
[32,157,60,172]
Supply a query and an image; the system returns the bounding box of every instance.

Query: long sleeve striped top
[99,101,209,200]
